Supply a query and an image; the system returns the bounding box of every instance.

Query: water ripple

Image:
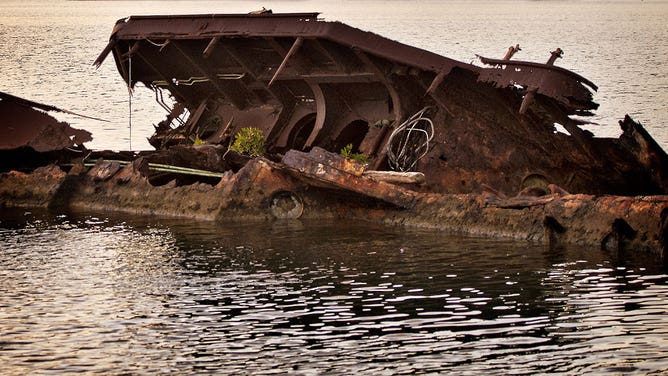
[1,210,668,374]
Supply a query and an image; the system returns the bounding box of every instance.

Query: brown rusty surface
[1,12,667,263]
[93,12,667,197]
[0,165,66,207]
[618,114,668,190]
[477,55,598,115]
[299,147,366,176]
[0,92,92,152]
[1,152,666,257]
[282,148,417,208]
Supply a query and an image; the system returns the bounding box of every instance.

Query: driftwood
[282,148,418,208]
[363,170,426,185]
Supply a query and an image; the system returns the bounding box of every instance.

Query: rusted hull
[1,13,668,261]
[92,12,666,196]
[1,156,666,259]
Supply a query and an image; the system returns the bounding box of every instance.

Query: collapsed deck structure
[93,12,666,195]
[2,12,668,259]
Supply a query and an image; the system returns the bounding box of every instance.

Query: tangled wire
[385,107,434,172]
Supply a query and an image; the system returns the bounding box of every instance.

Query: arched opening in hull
[286,113,317,151]
[332,119,369,153]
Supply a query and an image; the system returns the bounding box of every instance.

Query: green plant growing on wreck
[192,136,206,146]
[229,127,266,157]
[340,143,369,164]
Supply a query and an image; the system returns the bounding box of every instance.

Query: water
[2,1,668,374]
[1,208,668,374]
[0,0,667,150]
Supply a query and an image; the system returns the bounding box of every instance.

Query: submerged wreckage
[2,12,668,258]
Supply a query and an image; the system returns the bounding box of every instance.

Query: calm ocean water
[0,0,667,150]
[2,1,668,374]
[1,208,668,374]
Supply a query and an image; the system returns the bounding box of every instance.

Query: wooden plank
[363,170,425,184]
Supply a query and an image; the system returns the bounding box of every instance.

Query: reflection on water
[1,208,667,374]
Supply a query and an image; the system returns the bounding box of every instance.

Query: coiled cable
[385,107,434,172]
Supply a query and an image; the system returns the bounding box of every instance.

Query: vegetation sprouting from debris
[229,127,266,156]
[340,143,369,164]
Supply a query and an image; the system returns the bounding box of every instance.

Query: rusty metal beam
[269,37,304,87]
[265,86,298,146]
[202,37,219,59]
[304,80,326,147]
[479,55,596,91]
[426,69,449,96]
[94,39,116,69]
[219,40,300,143]
[122,42,143,88]
[121,41,142,59]
[216,41,298,143]
[422,69,456,117]
[218,41,277,105]
[184,98,209,136]
[265,37,289,57]
[201,39,267,104]
[502,44,521,60]
[282,147,417,208]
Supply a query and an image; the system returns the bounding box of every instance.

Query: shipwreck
[1,12,667,259]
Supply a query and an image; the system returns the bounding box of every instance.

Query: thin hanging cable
[128,48,132,150]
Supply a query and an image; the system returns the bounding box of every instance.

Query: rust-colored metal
[0,91,92,152]
[92,12,668,198]
[1,154,666,259]
[2,12,668,260]
[517,48,564,115]
[502,44,522,60]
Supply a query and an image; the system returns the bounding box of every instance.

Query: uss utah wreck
[1,12,667,259]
